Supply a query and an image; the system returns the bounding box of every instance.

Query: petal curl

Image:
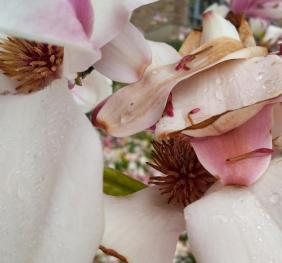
[71,70,112,113]
[96,38,248,137]
[102,187,185,263]
[0,82,104,262]
[94,23,151,83]
[191,106,273,186]
[185,157,282,263]
[156,54,280,139]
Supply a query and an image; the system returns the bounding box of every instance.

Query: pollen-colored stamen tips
[0,37,64,94]
[148,135,216,207]
[226,148,273,163]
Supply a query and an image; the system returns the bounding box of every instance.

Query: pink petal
[94,23,151,83]
[185,158,282,263]
[231,0,254,14]
[248,1,282,20]
[103,187,185,263]
[68,0,94,37]
[96,42,259,137]
[156,54,282,138]
[191,106,273,186]
[0,0,100,73]
[91,0,158,49]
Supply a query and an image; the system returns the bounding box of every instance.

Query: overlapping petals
[102,187,185,263]
[186,157,282,263]
[96,11,282,186]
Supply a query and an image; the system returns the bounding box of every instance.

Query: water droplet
[256,72,264,81]
[212,214,228,224]
[270,192,280,204]
[215,77,222,85]
[257,225,262,230]
[215,89,224,100]
[151,70,158,75]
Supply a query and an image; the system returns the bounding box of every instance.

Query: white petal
[185,158,282,263]
[91,0,158,49]
[204,3,230,17]
[103,187,185,263]
[249,18,269,38]
[71,70,112,113]
[0,81,104,263]
[201,11,240,45]
[94,23,151,83]
[262,25,282,46]
[147,40,181,69]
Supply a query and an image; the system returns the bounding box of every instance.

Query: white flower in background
[0,0,158,262]
[262,24,282,47]
[249,17,269,39]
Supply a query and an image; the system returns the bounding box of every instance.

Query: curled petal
[185,157,282,263]
[94,23,151,83]
[96,37,245,137]
[0,82,104,262]
[191,106,273,186]
[102,187,185,263]
[201,11,240,45]
[156,53,280,139]
[71,70,112,113]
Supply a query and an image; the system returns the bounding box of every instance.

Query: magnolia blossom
[101,154,282,263]
[230,0,282,20]
[261,24,282,47]
[95,11,282,186]
[0,0,158,262]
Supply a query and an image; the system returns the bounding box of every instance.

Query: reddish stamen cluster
[0,37,63,93]
[148,135,216,206]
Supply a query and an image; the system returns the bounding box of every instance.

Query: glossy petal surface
[0,82,104,263]
[102,187,185,263]
[185,157,282,263]
[156,54,281,138]
[191,106,273,186]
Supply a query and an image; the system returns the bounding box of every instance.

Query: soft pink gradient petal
[103,187,185,263]
[248,1,282,20]
[69,0,94,37]
[91,0,158,49]
[96,45,264,137]
[94,23,151,83]
[156,55,282,138]
[231,0,255,14]
[0,0,100,72]
[185,158,282,263]
[191,106,273,186]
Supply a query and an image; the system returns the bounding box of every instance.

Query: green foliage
[103,167,147,196]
